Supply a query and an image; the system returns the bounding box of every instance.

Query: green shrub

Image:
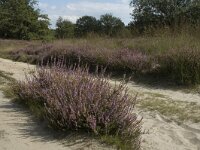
[157,48,200,85]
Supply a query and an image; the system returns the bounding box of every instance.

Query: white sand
[0,58,200,150]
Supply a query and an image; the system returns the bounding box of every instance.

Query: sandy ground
[109,80,200,150]
[0,57,200,150]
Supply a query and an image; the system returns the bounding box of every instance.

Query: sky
[37,0,133,28]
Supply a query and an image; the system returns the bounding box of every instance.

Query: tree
[0,0,50,40]
[130,0,200,33]
[99,14,125,37]
[55,17,75,39]
[75,16,99,37]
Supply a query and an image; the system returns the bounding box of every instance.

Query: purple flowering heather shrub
[10,43,153,74]
[14,64,141,148]
[113,49,152,73]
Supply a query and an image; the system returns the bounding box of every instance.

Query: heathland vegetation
[0,0,200,149]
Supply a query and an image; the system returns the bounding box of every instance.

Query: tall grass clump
[157,48,200,85]
[13,64,141,149]
[0,39,35,58]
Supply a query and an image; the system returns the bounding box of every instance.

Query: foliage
[55,17,75,39]
[14,65,141,149]
[130,0,200,33]
[75,16,100,37]
[0,0,50,40]
[74,14,126,37]
[157,48,200,85]
[99,14,125,37]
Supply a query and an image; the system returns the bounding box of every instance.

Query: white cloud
[50,6,57,10]
[66,4,77,11]
[48,15,80,26]
[38,2,48,9]
[66,1,131,14]
[64,1,132,23]
[121,0,131,4]
[63,15,80,23]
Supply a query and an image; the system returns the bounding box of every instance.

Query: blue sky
[37,0,132,28]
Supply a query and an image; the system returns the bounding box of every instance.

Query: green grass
[138,97,200,123]
[100,134,140,150]
[0,71,16,98]
[52,34,200,54]
[0,71,14,84]
[1,32,200,56]
[0,39,39,58]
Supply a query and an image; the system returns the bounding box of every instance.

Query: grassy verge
[0,71,14,82]
[0,39,39,59]
[0,71,16,99]
[138,95,200,123]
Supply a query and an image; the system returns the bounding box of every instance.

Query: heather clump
[13,64,141,149]
[10,43,152,75]
[114,49,152,73]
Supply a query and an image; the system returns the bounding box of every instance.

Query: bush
[157,48,200,85]
[13,64,141,149]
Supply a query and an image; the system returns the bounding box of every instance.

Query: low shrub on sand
[13,64,141,149]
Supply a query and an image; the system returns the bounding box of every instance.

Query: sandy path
[0,58,200,150]
[0,58,35,80]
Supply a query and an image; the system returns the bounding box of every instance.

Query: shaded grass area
[0,71,16,99]
[138,95,200,123]
[0,71,14,84]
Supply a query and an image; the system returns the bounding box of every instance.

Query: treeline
[0,0,200,40]
[55,14,127,38]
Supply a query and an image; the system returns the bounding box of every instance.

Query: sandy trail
[0,58,35,80]
[0,57,200,150]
